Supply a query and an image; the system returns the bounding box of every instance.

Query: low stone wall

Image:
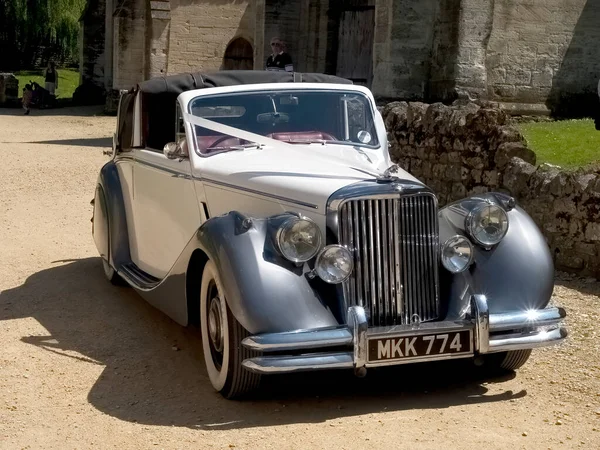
[380,101,600,277]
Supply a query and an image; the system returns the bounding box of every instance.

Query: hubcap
[208,296,224,353]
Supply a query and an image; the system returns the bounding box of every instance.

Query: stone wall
[113,0,147,89]
[486,0,600,116]
[380,101,600,277]
[0,74,19,106]
[168,0,255,74]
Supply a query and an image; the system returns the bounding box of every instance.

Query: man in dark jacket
[266,37,294,72]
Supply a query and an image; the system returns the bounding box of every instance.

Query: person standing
[22,84,33,115]
[44,61,59,98]
[266,37,294,72]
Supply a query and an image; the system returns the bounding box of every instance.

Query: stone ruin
[0,73,19,106]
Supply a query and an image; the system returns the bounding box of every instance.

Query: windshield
[187,89,379,155]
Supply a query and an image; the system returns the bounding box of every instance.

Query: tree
[0,0,87,70]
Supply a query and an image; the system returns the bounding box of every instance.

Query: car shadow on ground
[19,137,112,148]
[0,105,107,117]
[1,257,525,430]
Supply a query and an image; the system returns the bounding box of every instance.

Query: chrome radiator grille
[338,194,440,326]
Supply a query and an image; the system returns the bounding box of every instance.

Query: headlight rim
[315,244,354,284]
[275,215,323,263]
[440,234,474,274]
[465,202,509,248]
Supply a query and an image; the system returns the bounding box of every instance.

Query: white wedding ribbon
[183,112,299,150]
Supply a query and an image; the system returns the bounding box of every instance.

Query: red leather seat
[266,131,337,142]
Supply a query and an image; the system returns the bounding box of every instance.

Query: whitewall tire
[200,260,261,399]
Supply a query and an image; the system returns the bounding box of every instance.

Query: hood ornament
[377,164,402,183]
[410,314,422,330]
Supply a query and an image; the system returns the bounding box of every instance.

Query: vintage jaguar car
[92,70,567,399]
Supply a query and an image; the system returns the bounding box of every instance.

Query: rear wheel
[102,258,125,286]
[200,260,261,399]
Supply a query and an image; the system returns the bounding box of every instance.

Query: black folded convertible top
[134,70,353,95]
[116,70,353,152]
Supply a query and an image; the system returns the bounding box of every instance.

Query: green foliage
[15,68,80,99]
[518,119,600,170]
[0,0,87,69]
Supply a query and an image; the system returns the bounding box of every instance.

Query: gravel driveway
[0,106,599,449]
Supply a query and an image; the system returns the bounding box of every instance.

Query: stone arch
[222,37,254,70]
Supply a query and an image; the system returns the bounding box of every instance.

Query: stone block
[448,152,461,163]
[492,85,516,99]
[495,142,536,169]
[585,223,600,241]
[483,170,499,187]
[502,157,536,197]
[556,253,584,270]
[506,69,532,86]
[531,68,554,88]
[488,68,507,85]
[451,183,467,200]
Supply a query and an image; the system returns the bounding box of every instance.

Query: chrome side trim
[472,294,490,353]
[119,262,161,290]
[241,327,352,352]
[242,352,354,374]
[120,154,192,179]
[489,307,567,332]
[488,327,568,353]
[203,177,319,210]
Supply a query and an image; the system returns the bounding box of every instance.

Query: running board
[118,262,161,290]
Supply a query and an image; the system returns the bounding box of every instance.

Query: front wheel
[482,349,532,372]
[200,260,261,399]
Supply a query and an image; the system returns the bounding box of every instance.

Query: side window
[176,102,185,142]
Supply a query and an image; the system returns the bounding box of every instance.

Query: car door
[131,100,201,279]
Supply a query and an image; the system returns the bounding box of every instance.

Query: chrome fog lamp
[441,235,474,273]
[466,203,509,247]
[315,245,354,284]
[276,217,323,263]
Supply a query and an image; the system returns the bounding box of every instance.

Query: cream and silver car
[92,70,567,399]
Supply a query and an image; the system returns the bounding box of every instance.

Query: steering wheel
[206,135,245,150]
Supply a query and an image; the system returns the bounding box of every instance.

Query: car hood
[194,144,424,213]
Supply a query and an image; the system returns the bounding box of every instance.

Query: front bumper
[240,295,567,375]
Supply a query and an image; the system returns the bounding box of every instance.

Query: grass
[518,119,600,169]
[14,68,80,99]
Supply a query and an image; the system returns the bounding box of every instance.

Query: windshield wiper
[207,143,265,151]
[283,139,329,145]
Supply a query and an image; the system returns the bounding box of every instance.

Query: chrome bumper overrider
[241,295,567,375]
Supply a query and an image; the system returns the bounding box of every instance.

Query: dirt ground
[0,106,599,450]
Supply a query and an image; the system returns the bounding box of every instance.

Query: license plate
[367,330,473,364]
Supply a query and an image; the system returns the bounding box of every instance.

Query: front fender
[197,212,340,334]
[439,193,554,317]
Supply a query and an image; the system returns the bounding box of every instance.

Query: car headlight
[465,203,509,247]
[276,216,323,262]
[315,245,353,284]
[441,235,473,273]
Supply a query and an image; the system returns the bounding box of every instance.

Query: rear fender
[93,161,131,268]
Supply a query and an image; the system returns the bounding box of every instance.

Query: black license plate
[367,330,473,364]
